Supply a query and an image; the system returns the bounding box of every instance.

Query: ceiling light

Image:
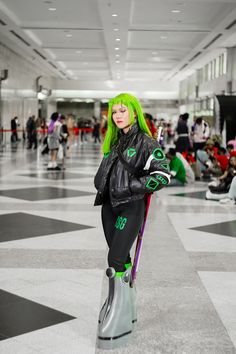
[76,50,81,54]
[152,51,158,55]
[66,34,72,37]
[116,38,120,41]
[112,14,118,17]
[153,57,161,62]
[160,36,167,40]
[116,60,120,63]
[171,9,181,13]
[115,47,120,50]
[48,7,56,11]
[115,54,120,57]
[113,28,119,31]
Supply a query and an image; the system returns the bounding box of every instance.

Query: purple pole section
[130,127,163,286]
[131,194,152,285]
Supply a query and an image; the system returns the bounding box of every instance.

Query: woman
[175,113,191,153]
[94,93,170,349]
[47,112,62,171]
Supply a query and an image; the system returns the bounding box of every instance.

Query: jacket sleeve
[130,139,170,193]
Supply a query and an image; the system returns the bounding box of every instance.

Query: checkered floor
[0,142,235,354]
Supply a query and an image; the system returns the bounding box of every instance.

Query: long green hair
[103,93,152,154]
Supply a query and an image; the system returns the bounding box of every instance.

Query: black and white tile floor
[0,142,236,354]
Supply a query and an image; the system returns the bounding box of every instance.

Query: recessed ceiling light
[112,14,118,17]
[115,54,120,57]
[160,36,167,40]
[171,9,181,13]
[116,60,120,63]
[113,28,119,31]
[152,51,158,55]
[116,38,121,41]
[66,34,72,37]
[76,50,81,54]
[48,7,56,11]
[115,47,120,50]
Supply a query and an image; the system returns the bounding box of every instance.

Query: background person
[175,113,191,153]
[47,112,62,171]
[166,148,186,186]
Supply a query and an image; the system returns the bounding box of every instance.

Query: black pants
[101,198,145,272]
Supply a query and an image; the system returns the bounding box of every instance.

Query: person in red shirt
[144,113,157,138]
[227,144,236,158]
[215,147,229,172]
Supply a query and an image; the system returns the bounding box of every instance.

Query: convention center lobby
[0,0,236,353]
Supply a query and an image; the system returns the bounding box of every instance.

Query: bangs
[108,93,137,110]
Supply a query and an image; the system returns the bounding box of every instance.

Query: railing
[0,127,95,146]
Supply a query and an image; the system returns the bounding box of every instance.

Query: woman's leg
[206,176,236,201]
[101,202,117,248]
[107,199,145,272]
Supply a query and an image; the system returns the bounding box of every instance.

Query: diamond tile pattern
[0,289,75,340]
[0,187,95,201]
[172,191,207,200]
[191,220,236,238]
[19,172,94,180]
[0,212,94,242]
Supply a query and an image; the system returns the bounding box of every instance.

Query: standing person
[94,93,170,349]
[175,113,191,153]
[11,116,19,143]
[67,114,75,152]
[59,115,69,169]
[192,117,210,155]
[144,113,157,138]
[47,112,62,171]
[93,117,101,143]
[26,115,37,149]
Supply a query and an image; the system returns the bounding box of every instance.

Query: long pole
[130,126,163,286]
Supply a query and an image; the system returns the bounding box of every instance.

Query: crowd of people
[9,110,236,205]
[170,113,236,205]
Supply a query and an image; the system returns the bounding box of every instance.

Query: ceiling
[0,0,236,99]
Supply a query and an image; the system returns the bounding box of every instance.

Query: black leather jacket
[94,124,170,207]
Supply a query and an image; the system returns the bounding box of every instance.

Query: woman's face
[230,156,236,167]
[112,104,132,133]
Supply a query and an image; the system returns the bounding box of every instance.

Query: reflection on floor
[171,190,207,200]
[0,142,236,354]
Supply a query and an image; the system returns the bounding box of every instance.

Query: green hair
[103,93,152,154]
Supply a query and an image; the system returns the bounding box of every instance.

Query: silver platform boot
[98,265,137,329]
[97,267,133,349]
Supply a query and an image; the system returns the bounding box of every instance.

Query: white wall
[230,47,236,93]
[0,43,40,130]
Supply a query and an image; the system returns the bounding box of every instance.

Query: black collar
[120,123,139,141]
